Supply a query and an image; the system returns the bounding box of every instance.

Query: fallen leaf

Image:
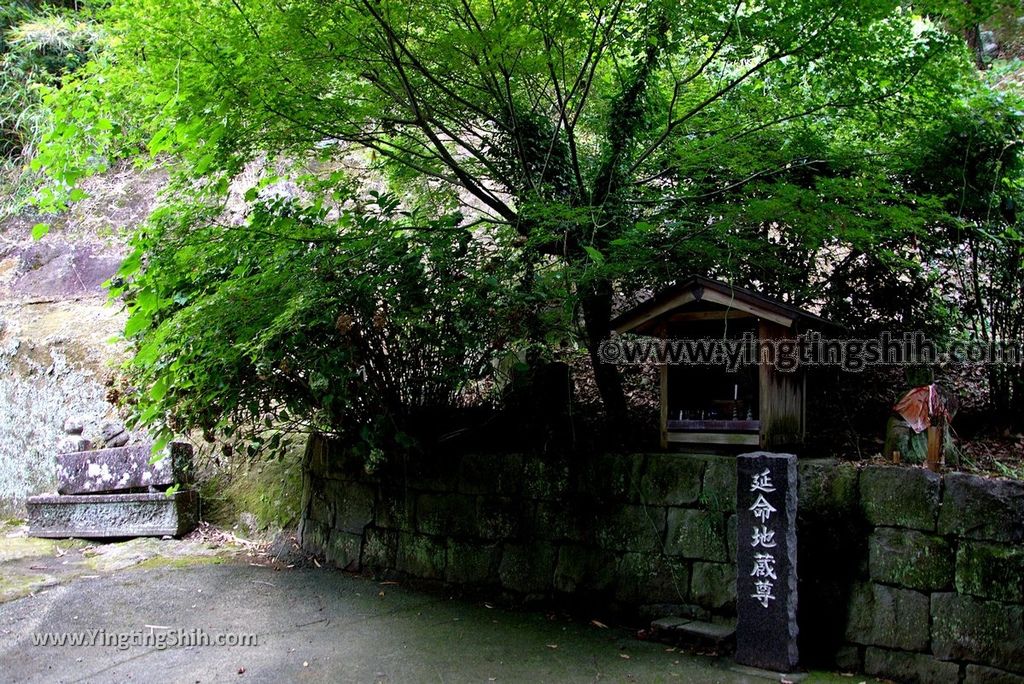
[546,644,558,649]
[590,620,608,629]
[619,653,631,660]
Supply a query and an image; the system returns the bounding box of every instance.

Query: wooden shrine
[610,276,829,449]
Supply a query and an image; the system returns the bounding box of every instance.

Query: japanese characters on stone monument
[735,452,799,672]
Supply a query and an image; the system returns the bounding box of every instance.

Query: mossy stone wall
[300,437,1024,683]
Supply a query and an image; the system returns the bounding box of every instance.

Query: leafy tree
[913,78,1024,426]
[0,2,98,160]
[31,0,1005,446]
[113,178,538,455]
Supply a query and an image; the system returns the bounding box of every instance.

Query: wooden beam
[613,291,697,333]
[667,432,760,446]
[667,310,754,322]
[701,289,794,328]
[926,425,942,472]
[801,372,807,441]
[759,319,804,449]
[660,363,669,449]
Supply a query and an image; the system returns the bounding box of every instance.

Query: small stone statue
[94,419,130,449]
[57,416,92,454]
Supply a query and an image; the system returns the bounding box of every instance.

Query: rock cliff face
[0,166,166,516]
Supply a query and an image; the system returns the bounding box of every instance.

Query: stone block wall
[836,466,1024,684]
[300,439,741,622]
[300,437,1024,683]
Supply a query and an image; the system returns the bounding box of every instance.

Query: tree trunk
[964,24,986,70]
[581,279,629,432]
[1010,368,1024,431]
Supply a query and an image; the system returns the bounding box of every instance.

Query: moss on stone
[594,504,665,553]
[459,453,524,496]
[864,647,960,683]
[474,496,522,540]
[665,508,727,561]
[690,561,736,611]
[938,473,1024,543]
[325,530,362,570]
[859,466,939,531]
[498,542,556,595]
[361,526,397,570]
[0,570,59,602]
[200,452,304,532]
[639,455,704,506]
[133,555,226,571]
[554,544,616,595]
[931,592,1024,673]
[581,453,646,503]
[445,541,500,585]
[956,541,1024,603]
[396,532,446,580]
[522,456,570,501]
[700,456,737,512]
[414,492,475,538]
[868,527,953,591]
[798,460,859,517]
[614,552,688,604]
[0,534,65,562]
[375,488,414,532]
[844,582,930,652]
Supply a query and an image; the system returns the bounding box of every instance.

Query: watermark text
[598,332,1024,372]
[31,627,258,651]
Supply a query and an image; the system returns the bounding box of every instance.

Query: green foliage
[0,4,99,158]
[28,0,1024,443]
[114,174,535,455]
[0,1,100,214]
[917,77,1024,423]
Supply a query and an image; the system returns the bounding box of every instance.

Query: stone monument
[735,451,799,672]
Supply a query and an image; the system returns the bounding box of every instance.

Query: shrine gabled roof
[610,275,831,334]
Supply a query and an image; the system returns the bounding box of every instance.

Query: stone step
[56,442,193,495]
[27,490,199,539]
[651,617,736,645]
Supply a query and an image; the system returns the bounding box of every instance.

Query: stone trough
[28,441,198,539]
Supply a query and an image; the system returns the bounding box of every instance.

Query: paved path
[0,526,861,684]
[0,559,848,684]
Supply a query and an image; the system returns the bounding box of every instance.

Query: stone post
[735,451,799,672]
